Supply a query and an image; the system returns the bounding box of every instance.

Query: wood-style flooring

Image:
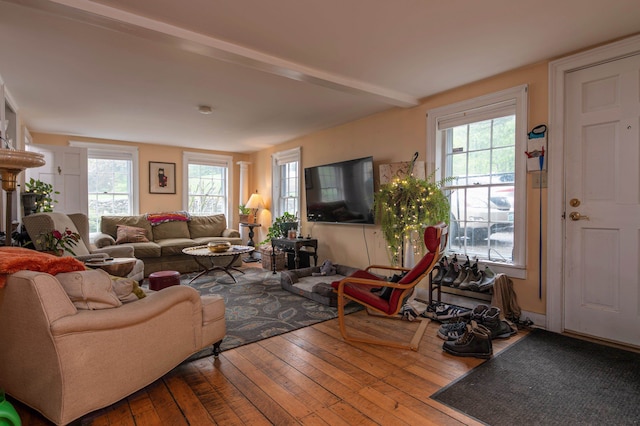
[11,308,527,425]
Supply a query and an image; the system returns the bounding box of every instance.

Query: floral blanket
[0,247,86,288]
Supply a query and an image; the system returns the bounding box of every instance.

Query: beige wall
[29,133,251,224]
[250,61,549,315]
[30,60,549,316]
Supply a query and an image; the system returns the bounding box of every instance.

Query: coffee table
[182,245,254,284]
[84,258,137,277]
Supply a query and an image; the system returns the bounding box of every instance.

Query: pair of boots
[440,305,517,359]
[432,255,496,292]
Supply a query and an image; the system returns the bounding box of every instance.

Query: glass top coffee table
[182,245,254,284]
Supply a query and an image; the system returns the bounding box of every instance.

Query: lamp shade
[245,192,264,210]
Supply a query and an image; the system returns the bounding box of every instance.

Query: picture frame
[149,161,176,194]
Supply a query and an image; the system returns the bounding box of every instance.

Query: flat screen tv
[304,156,375,224]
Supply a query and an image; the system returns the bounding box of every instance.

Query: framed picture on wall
[149,161,176,194]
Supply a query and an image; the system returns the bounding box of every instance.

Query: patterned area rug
[170,267,361,357]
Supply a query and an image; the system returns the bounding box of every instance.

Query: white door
[564,53,640,346]
[26,144,88,215]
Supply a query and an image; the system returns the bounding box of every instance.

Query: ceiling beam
[12,0,419,108]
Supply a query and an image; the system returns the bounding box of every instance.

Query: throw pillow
[56,269,122,310]
[188,214,226,238]
[111,276,147,303]
[115,225,150,244]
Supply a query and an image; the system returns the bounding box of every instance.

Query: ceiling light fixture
[197,105,213,115]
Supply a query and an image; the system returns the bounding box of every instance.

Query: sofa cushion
[188,215,226,239]
[116,225,150,244]
[124,241,162,258]
[101,215,152,240]
[152,221,190,241]
[56,269,122,310]
[156,238,199,256]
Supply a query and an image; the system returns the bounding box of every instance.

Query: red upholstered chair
[331,222,447,351]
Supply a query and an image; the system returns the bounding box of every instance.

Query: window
[427,85,527,276]
[183,152,232,217]
[272,147,301,219]
[70,142,138,233]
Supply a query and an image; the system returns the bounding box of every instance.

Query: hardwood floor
[11,309,527,425]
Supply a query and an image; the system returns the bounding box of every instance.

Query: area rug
[431,329,640,425]
[165,268,361,357]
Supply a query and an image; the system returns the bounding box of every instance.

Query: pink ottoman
[148,270,181,291]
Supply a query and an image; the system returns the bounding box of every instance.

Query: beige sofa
[0,269,226,425]
[94,213,242,277]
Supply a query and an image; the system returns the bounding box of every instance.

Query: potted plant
[260,212,298,244]
[23,178,59,213]
[239,204,252,224]
[374,171,450,265]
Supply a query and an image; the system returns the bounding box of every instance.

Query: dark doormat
[431,329,640,425]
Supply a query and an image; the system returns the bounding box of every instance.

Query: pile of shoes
[439,304,517,359]
[432,255,497,292]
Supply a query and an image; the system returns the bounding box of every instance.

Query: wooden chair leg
[336,295,430,351]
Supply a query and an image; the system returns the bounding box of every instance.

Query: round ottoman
[148,270,180,291]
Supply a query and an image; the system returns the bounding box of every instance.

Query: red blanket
[0,247,86,288]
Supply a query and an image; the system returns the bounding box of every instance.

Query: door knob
[569,198,580,207]
[569,212,589,221]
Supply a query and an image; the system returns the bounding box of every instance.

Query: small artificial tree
[374,171,450,266]
[25,178,59,212]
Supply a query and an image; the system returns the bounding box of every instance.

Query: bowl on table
[207,241,231,253]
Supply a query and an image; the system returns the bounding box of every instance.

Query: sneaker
[437,321,468,341]
[423,302,472,321]
[442,321,493,359]
[482,307,517,339]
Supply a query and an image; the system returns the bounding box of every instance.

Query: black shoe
[432,258,448,284]
[441,262,459,287]
[442,321,493,359]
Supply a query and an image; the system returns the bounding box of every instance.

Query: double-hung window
[272,147,301,219]
[427,85,527,276]
[70,142,138,233]
[183,152,232,217]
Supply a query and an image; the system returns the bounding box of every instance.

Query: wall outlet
[532,171,547,188]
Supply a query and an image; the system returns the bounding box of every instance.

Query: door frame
[547,34,640,333]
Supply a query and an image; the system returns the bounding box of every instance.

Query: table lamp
[244,191,264,224]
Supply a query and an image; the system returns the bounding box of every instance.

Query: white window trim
[69,141,139,214]
[271,147,301,219]
[426,85,528,279]
[182,151,233,221]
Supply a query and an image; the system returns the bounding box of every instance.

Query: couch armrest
[222,228,240,238]
[93,232,116,248]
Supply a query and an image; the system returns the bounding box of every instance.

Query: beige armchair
[23,212,144,281]
[0,269,226,425]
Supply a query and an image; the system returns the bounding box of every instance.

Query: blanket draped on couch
[0,247,86,287]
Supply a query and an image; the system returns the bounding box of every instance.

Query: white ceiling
[0,0,638,153]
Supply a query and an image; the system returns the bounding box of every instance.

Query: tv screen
[304,156,375,224]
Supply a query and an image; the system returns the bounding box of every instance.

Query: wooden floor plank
[12,297,530,426]
[192,358,273,426]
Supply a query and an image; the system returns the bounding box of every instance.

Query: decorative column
[236,161,251,205]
